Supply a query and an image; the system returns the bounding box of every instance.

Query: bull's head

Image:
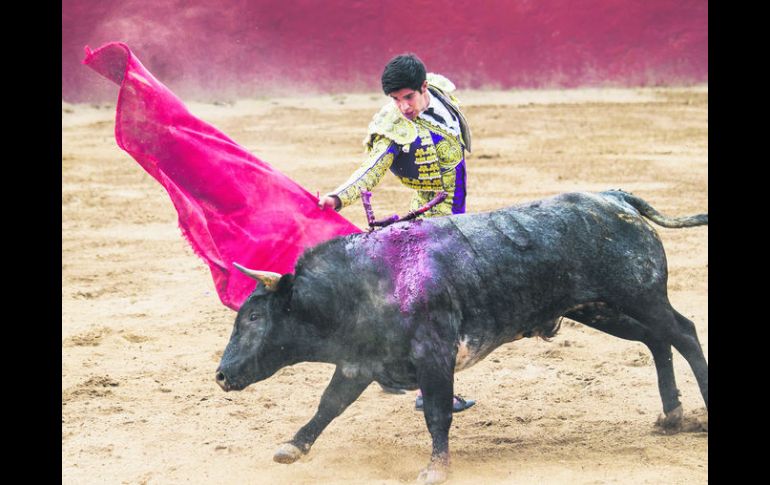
[215,263,298,391]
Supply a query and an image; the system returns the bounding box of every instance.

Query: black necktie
[423,107,446,126]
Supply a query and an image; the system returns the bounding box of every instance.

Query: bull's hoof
[656,404,684,432]
[697,414,708,432]
[417,462,449,484]
[273,443,304,464]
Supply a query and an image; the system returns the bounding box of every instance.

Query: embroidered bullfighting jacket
[328,73,472,217]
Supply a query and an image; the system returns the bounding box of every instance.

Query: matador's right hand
[318,195,341,211]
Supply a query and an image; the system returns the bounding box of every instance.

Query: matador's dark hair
[381,53,427,95]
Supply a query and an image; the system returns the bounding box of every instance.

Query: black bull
[215,190,708,483]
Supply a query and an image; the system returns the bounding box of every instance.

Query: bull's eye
[249,312,258,321]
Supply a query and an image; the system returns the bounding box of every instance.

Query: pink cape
[83,42,361,311]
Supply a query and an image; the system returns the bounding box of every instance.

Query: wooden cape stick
[360,190,448,230]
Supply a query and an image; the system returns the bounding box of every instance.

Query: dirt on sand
[62,86,708,484]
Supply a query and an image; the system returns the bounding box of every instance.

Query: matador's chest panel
[389,123,464,191]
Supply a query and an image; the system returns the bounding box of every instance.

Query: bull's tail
[604,190,708,228]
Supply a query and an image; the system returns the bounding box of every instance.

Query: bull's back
[423,192,667,331]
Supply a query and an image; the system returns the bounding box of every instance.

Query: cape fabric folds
[83,42,361,310]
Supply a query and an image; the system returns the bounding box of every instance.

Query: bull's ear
[276,274,295,313]
[276,274,294,294]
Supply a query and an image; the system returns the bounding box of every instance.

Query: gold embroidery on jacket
[400,177,444,191]
[435,139,463,165]
[414,145,438,165]
[331,136,395,207]
[414,119,464,170]
[410,190,454,217]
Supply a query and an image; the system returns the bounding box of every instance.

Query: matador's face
[389,80,430,121]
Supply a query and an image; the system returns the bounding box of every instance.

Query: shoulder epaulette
[363,103,416,148]
[426,72,456,93]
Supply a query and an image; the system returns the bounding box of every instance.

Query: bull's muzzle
[215,370,232,391]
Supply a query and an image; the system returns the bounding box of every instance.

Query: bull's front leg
[415,357,455,484]
[273,366,371,464]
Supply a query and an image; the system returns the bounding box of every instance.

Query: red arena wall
[62,0,707,103]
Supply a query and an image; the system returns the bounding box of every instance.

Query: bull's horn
[232,262,282,291]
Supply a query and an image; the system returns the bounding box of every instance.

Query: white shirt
[419,92,462,137]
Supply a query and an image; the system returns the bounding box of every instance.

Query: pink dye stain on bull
[362,220,441,314]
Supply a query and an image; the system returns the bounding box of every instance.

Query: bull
[215,190,708,484]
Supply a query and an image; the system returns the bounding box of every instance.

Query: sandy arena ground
[62,86,708,484]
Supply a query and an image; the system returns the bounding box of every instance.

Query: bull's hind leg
[606,298,708,428]
[274,366,371,464]
[565,303,684,427]
[670,309,708,410]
